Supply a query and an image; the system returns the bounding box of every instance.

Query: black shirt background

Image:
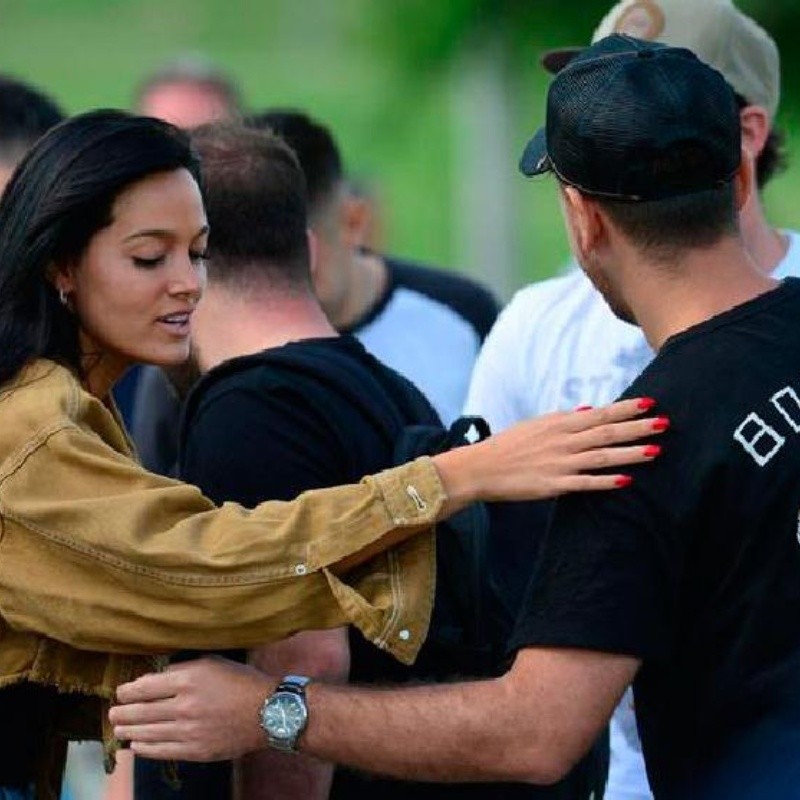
[511,279,800,799]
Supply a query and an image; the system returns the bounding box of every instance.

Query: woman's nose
[168,254,206,302]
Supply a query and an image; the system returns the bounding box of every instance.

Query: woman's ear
[46,262,76,304]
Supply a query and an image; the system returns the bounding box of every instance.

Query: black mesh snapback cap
[520,34,741,201]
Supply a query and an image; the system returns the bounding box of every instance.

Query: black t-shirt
[511,278,800,798]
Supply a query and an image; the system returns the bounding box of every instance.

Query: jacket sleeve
[0,420,441,664]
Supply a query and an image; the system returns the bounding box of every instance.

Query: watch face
[262,692,308,739]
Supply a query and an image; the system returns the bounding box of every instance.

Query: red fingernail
[615,475,633,488]
[575,405,593,411]
[652,417,670,431]
[643,445,661,457]
[637,397,656,411]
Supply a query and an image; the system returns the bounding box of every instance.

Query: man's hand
[434,397,665,514]
[110,657,272,762]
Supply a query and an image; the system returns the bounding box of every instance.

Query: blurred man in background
[465,2,795,798]
[135,55,241,128]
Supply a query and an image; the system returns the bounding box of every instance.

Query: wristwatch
[259,675,311,752]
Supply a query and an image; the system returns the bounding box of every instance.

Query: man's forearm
[300,647,638,784]
[301,676,554,784]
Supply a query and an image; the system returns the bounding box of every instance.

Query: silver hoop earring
[58,287,68,307]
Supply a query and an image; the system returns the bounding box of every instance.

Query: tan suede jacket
[0,360,442,796]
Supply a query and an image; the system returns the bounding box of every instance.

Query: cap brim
[541,47,583,74]
[519,127,551,177]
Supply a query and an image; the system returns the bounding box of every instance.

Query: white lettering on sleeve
[733,413,786,467]
[771,387,800,433]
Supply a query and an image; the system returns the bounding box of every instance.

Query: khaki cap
[543,0,780,118]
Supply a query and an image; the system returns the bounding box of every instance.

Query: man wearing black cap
[465,4,793,796]
[111,36,800,798]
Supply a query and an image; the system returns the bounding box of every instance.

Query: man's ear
[739,105,770,162]
[734,148,754,213]
[341,194,370,250]
[561,186,605,261]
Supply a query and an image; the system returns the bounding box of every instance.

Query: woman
[0,110,662,798]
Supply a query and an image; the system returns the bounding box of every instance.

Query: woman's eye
[190,251,208,266]
[132,255,165,268]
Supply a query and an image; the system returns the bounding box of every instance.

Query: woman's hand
[433,397,666,514]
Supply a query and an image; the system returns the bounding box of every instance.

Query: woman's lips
[156,311,192,335]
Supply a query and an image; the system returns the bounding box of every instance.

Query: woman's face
[59,168,208,376]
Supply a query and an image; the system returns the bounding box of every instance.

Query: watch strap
[276,674,311,694]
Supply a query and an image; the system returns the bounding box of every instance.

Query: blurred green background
[2,0,797,298]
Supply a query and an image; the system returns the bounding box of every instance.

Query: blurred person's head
[543,0,784,191]
[0,110,208,392]
[247,109,366,321]
[0,75,64,193]
[185,122,331,377]
[522,36,744,325]
[136,56,241,129]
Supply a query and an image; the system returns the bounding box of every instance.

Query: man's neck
[623,236,780,352]
[192,283,337,373]
[740,192,789,275]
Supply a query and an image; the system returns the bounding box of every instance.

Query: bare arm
[111,647,639,784]
[235,629,349,800]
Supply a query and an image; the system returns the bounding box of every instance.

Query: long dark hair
[0,109,202,387]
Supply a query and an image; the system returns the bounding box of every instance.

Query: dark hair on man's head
[246,109,343,213]
[734,94,787,191]
[596,183,739,264]
[0,75,64,166]
[190,122,311,292]
[0,110,202,387]
[135,56,241,115]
